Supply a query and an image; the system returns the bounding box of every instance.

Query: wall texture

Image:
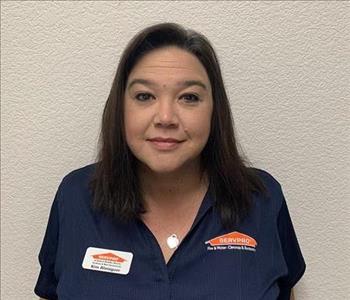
[1,1,349,299]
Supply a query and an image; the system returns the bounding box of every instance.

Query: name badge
[82,247,133,275]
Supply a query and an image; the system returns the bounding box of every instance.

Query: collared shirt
[34,164,306,300]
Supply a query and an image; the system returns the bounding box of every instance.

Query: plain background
[1,1,349,299]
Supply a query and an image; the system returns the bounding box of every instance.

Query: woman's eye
[181,93,200,103]
[134,93,199,103]
[135,93,154,101]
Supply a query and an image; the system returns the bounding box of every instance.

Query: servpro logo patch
[92,252,127,263]
[205,231,257,252]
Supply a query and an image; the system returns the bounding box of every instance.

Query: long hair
[89,22,267,229]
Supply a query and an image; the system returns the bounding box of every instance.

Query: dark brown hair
[89,22,267,228]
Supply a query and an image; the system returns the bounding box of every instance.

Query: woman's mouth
[147,138,184,151]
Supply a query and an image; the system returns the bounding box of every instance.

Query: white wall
[1,1,349,299]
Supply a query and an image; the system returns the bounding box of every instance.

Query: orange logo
[92,252,127,263]
[205,231,257,248]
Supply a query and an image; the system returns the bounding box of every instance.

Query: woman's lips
[147,139,184,150]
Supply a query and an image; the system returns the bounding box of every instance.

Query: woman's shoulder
[55,163,97,197]
[249,167,283,192]
[247,167,286,212]
[51,163,98,213]
[61,163,96,185]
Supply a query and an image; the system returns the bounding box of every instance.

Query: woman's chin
[137,156,201,176]
[148,166,181,175]
[139,161,186,176]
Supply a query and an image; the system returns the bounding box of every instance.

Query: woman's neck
[138,162,208,211]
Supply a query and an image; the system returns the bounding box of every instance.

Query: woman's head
[91,22,266,226]
[101,22,235,175]
[124,46,213,175]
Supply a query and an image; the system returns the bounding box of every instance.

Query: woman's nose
[153,99,178,128]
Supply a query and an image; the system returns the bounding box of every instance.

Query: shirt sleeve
[34,185,62,300]
[277,190,306,300]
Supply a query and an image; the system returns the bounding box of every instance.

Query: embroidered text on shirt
[205,231,257,252]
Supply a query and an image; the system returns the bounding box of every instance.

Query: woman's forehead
[126,78,209,93]
[128,47,211,89]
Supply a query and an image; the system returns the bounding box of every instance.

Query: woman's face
[124,46,213,175]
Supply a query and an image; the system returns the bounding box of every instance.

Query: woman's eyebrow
[127,78,208,91]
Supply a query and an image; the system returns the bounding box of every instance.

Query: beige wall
[1,1,349,299]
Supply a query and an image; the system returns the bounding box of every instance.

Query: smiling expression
[124,46,213,174]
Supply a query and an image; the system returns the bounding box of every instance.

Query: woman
[35,23,305,300]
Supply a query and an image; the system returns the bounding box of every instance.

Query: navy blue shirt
[34,164,305,299]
